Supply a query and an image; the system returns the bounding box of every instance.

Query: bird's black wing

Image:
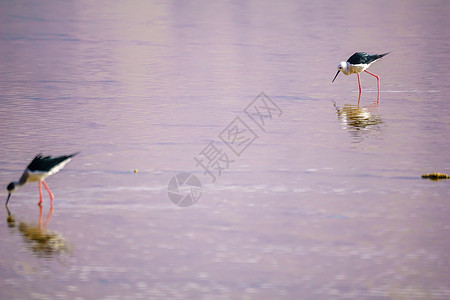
[347,52,390,65]
[347,52,368,64]
[27,153,79,172]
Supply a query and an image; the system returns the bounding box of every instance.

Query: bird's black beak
[332,70,340,83]
[6,193,11,207]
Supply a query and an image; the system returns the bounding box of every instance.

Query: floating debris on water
[421,173,450,181]
[134,169,138,173]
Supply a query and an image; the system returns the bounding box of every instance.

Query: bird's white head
[332,61,350,83]
[337,61,349,73]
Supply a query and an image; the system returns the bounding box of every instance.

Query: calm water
[1,1,450,299]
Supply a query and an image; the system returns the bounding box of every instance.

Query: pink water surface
[0,1,449,299]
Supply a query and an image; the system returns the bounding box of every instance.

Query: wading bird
[332,52,389,100]
[6,153,78,207]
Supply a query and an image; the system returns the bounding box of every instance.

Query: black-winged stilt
[332,52,389,99]
[6,153,78,207]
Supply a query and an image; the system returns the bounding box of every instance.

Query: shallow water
[1,1,449,299]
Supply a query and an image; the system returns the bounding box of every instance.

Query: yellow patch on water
[421,173,450,181]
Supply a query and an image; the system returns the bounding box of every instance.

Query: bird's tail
[68,152,80,158]
[376,52,390,59]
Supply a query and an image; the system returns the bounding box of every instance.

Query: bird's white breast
[348,63,369,74]
[26,170,49,182]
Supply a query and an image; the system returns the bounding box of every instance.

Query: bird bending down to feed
[332,52,389,100]
[6,153,78,207]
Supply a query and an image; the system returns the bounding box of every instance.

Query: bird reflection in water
[6,205,71,258]
[333,100,383,142]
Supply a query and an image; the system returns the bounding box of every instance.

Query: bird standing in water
[332,52,389,100]
[6,153,78,207]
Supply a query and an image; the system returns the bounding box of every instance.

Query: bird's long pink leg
[364,70,380,101]
[42,180,54,205]
[38,181,44,206]
[357,73,362,97]
[39,204,43,230]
